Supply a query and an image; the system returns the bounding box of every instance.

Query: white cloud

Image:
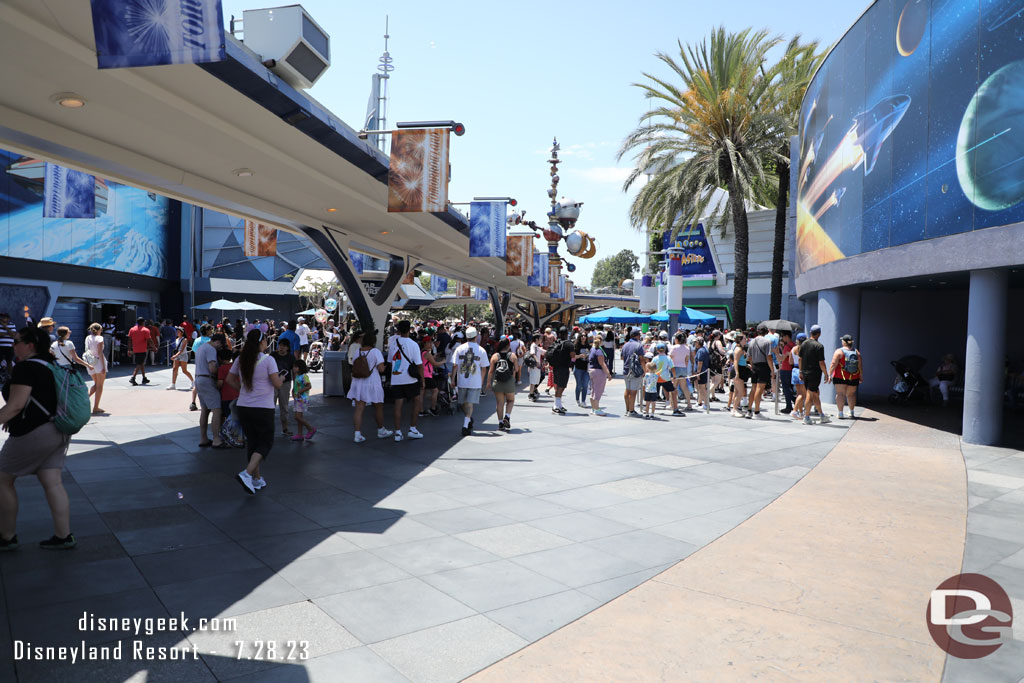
[570,166,633,184]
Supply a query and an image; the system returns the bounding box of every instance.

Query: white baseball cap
[466,326,478,339]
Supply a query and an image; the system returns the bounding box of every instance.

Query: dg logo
[926,573,1013,659]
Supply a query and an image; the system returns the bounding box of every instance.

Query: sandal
[211,443,230,449]
[91,408,105,415]
[282,429,294,436]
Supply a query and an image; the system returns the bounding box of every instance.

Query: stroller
[433,365,457,415]
[307,341,325,372]
[888,355,928,405]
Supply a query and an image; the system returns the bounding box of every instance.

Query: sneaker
[142,377,151,385]
[837,413,847,420]
[754,412,768,420]
[0,535,19,552]
[39,533,76,549]
[745,411,753,419]
[253,477,266,491]
[498,421,508,432]
[354,433,366,443]
[189,402,198,412]
[461,426,471,436]
[780,408,792,414]
[407,428,424,440]
[819,415,832,425]
[377,427,394,439]
[594,408,607,416]
[291,434,305,441]
[731,410,743,418]
[672,409,685,416]
[189,382,195,391]
[129,378,138,386]
[394,432,404,442]
[428,408,439,417]
[305,428,317,440]
[166,384,176,391]
[236,470,255,494]
[502,416,511,430]
[803,415,813,425]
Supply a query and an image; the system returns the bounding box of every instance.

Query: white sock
[555,397,562,409]
[464,417,470,427]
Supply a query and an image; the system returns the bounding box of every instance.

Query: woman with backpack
[347,330,392,443]
[487,337,518,431]
[829,334,862,419]
[0,325,77,551]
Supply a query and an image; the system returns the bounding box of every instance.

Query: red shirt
[128,324,152,353]
[182,321,195,339]
[218,363,239,401]
[780,341,795,371]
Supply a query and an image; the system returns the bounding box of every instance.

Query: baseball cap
[466,326,478,339]
[630,329,641,338]
[757,323,769,333]
[658,331,669,339]
[656,343,667,352]
[297,316,306,322]
[810,324,821,334]
[796,333,807,341]
[841,334,854,343]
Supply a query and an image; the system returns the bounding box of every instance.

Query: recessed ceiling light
[326,208,337,212]
[232,168,254,177]
[51,92,86,108]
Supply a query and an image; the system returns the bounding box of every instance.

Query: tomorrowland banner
[475,288,489,301]
[243,220,277,258]
[567,281,575,305]
[43,163,95,219]
[349,251,364,274]
[456,282,471,298]
[527,253,549,288]
[469,201,507,258]
[505,234,534,276]
[90,0,226,69]
[430,275,448,294]
[543,263,559,294]
[388,129,450,213]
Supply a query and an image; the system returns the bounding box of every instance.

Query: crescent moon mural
[897,0,928,57]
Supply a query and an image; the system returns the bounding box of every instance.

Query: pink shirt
[668,343,690,370]
[229,354,277,409]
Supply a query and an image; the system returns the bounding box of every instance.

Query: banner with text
[469,201,507,258]
[388,129,450,212]
[43,163,95,219]
[90,0,226,69]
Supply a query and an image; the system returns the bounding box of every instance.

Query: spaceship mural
[796,0,1024,275]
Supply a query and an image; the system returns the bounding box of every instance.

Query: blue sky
[221,0,870,287]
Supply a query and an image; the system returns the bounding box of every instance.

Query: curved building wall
[795,0,1024,282]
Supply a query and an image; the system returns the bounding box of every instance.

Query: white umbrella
[236,300,273,311]
[193,299,241,311]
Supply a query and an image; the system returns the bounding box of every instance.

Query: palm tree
[619,27,785,328]
[762,38,824,319]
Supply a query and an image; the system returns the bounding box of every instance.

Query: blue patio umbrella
[577,307,651,325]
[650,307,717,324]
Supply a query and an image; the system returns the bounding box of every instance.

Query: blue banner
[469,201,507,258]
[527,253,548,287]
[43,163,95,219]
[91,0,226,69]
[662,223,717,278]
[349,251,364,274]
[475,287,489,301]
[430,275,448,294]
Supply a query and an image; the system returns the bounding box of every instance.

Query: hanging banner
[662,223,718,278]
[505,235,534,276]
[43,163,95,219]
[90,0,226,69]
[388,129,450,212]
[558,275,567,300]
[243,220,277,257]
[475,288,489,301]
[456,282,471,298]
[469,201,507,257]
[567,281,575,305]
[527,253,549,287]
[349,251,365,274]
[430,275,448,294]
[544,263,559,294]
[402,271,416,285]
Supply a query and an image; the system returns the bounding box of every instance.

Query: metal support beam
[489,288,511,333]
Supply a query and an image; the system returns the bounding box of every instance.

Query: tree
[761,38,824,319]
[619,27,786,327]
[591,249,640,290]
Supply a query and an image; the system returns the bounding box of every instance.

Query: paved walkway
[0,366,852,682]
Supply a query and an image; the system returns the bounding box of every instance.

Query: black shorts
[388,382,421,400]
[553,367,570,388]
[235,406,274,460]
[833,377,860,386]
[752,362,771,385]
[133,352,147,365]
[659,381,676,393]
[644,391,660,402]
[737,365,751,382]
[300,344,310,353]
[802,372,822,393]
[423,376,438,390]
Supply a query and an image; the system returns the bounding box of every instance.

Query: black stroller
[434,366,457,415]
[888,355,928,405]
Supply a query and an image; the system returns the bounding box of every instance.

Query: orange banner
[388,129,450,212]
[244,220,277,257]
[505,235,534,277]
[456,282,471,297]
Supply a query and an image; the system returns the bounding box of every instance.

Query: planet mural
[956,59,1024,211]
[896,0,928,57]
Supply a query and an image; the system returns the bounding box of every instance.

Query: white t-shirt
[387,336,422,386]
[51,340,76,367]
[452,342,486,389]
[347,342,361,364]
[296,324,311,346]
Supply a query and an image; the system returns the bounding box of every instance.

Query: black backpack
[625,349,645,378]
[494,352,514,382]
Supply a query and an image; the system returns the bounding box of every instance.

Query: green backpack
[29,359,91,434]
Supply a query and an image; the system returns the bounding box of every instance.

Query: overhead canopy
[577,307,650,325]
[650,308,717,324]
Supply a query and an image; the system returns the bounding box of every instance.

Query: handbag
[396,340,422,383]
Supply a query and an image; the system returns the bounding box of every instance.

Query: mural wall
[1,149,173,278]
[200,209,329,281]
[796,0,1024,274]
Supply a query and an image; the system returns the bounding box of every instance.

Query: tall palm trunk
[769,157,789,319]
[727,172,750,328]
